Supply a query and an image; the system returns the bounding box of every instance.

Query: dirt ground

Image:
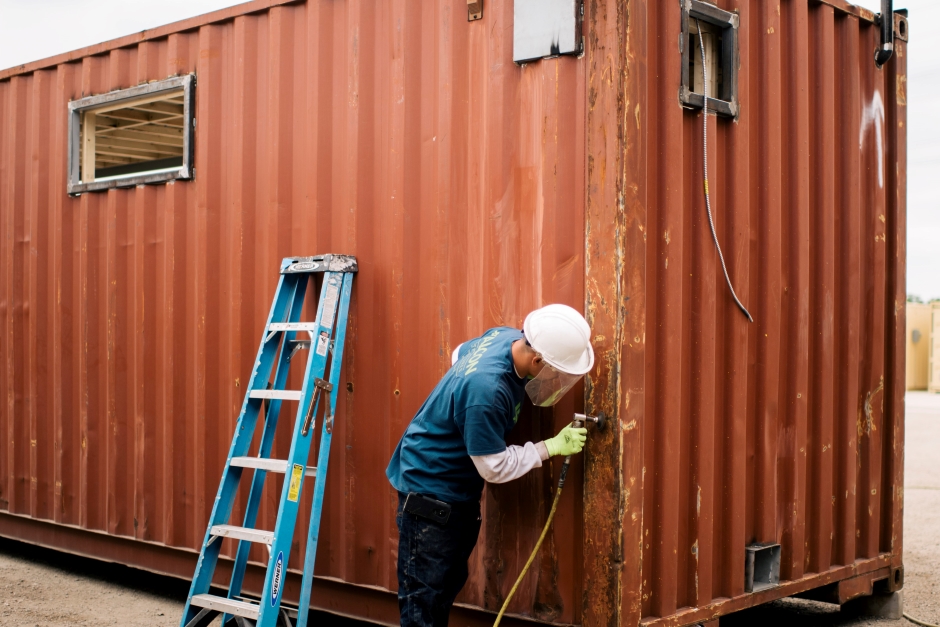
[0,393,938,627]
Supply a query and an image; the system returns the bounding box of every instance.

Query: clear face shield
[525,362,584,407]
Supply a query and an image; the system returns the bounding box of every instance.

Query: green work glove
[543,423,588,457]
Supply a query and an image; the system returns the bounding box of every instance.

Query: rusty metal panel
[0,0,907,626]
[612,1,907,625]
[0,0,586,624]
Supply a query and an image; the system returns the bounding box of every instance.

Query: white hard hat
[523,304,594,376]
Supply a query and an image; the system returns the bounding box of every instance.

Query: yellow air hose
[904,614,940,627]
[493,454,571,627]
[493,414,604,626]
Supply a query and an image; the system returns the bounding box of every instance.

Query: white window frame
[68,74,195,195]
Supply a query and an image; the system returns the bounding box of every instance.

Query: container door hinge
[893,11,908,42]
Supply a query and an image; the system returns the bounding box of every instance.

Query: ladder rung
[231,456,317,477]
[249,390,302,401]
[190,594,259,619]
[209,524,274,545]
[268,322,318,332]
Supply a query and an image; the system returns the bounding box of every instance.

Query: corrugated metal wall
[599,0,907,623]
[0,0,587,623]
[643,1,900,616]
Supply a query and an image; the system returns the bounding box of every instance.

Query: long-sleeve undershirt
[470,441,550,484]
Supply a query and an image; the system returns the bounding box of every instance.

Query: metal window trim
[67,74,195,195]
[679,0,740,119]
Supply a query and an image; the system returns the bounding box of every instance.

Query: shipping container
[906,302,930,390]
[0,0,908,625]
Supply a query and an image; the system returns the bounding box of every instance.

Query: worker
[386,304,595,627]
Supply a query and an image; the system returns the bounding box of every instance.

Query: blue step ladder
[180,255,357,627]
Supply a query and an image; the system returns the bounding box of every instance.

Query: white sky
[0,0,936,298]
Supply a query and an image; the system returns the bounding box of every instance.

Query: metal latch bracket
[302,378,334,437]
[468,0,482,21]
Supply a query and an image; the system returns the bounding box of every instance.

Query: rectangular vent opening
[745,543,781,593]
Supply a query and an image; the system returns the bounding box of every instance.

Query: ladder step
[231,456,317,477]
[249,389,302,401]
[210,524,274,545]
[190,594,259,620]
[268,322,318,332]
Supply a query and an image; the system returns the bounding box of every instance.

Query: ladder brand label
[287,464,304,502]
[290,261,319,272]
[271,551,284,607]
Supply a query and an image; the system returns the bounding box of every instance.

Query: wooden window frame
[68,74,195,195]
[679,0,740,119]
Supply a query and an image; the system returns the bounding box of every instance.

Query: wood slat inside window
[80,88,186,180]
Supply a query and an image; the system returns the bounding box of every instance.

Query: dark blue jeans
[396,492,482,627]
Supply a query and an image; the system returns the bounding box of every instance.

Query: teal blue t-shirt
[386,327,527,503]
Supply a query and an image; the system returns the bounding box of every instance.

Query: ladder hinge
[302,378,334,437]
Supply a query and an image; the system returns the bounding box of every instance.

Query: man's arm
[470,442,549,484]
[470,421,589,483]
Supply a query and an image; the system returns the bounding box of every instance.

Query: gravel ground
[0,393,938,627]
[0,543,186,626]
[0,538,363,626]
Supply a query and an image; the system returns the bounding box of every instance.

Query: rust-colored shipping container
[0,0,908,625]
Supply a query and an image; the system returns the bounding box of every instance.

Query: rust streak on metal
[584,0,629,623]
[863,376,885,436]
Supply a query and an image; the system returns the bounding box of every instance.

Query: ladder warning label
[316,331,330,356]
[287,464,304,502]
[322,283,339,328]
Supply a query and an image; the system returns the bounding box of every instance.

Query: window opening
[680,1,739,118]
[68,75,194,194]
[689,20,723,99]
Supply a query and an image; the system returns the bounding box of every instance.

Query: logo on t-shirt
[464,330,500,375]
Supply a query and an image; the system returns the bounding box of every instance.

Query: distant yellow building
[930,304,940,394]
[907,302,931,390]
